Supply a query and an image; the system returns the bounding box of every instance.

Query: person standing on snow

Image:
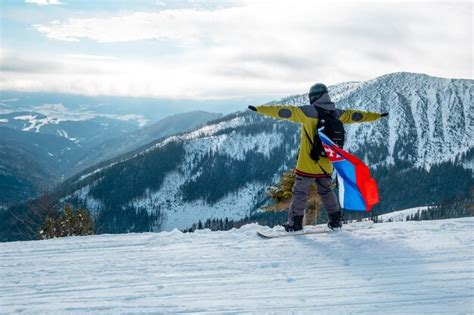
[248,83,388,232]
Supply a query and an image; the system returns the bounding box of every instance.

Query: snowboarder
[249,83,388,231]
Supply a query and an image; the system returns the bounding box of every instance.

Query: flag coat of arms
[319,131,379,212]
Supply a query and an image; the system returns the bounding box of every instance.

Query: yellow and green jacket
[254,94,383,177]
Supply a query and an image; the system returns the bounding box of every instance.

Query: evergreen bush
[37,204,93,240]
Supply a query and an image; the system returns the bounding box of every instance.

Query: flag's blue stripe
[333,161,366,211]
[320,131,367,211]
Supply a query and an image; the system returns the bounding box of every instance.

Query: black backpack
[305,108,345,161]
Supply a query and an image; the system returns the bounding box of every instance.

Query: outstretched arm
[248,105,307,124]
[338,109,388,124]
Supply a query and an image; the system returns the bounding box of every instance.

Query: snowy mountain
[1,218,473,313]
[0,111,141,144]
[280,72,473,169]
[58,112,295,233]
[2,72,472,239]
[0,111,138,208]
[0,110,137,208]
[0,107,221,208]
[40,72,471,235]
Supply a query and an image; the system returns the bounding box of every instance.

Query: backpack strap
[303,126,314,146]
[303,126,331,177]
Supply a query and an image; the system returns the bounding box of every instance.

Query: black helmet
[308,83,328,103]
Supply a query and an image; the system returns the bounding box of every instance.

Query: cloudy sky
[0,0,472,104]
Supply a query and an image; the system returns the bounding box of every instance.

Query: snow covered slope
[376,206,430,222]
[1,218,473,313]
[59,113,299,233]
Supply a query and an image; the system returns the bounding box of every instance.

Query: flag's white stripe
[337,172,345,207]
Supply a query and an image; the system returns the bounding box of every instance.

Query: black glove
[381,113,389,117]
[248,105,257,112]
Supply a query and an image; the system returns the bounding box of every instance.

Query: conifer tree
[39,216,56,239]
[58,204,76,237]
[37,204,94,240]
[75,208,94,236]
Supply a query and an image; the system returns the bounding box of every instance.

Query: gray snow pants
[288,175,341,225]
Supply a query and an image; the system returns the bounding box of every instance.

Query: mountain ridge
[2,72,472,239]
[53,72,473,233]
[70,110,222,176]
[0,109,222,208]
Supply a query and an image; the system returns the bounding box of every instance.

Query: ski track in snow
[1,218,473,313]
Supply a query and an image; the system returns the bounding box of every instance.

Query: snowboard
[257,220,374,239]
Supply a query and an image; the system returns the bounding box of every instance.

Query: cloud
[31,8,248,43]
[0,51,61,73]
[3,1,472,100]
[25,0,64,5]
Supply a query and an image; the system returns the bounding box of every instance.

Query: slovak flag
[319,131,379,212]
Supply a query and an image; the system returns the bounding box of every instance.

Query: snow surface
[33,103,149,127]
[7,103,149,134]
[129,129,283,231]
[14,114,57,132]
[56,128,78,142]
[67,184,104,216]
[1,218,473,313]
[131,175,265,231]
[376,206,431,222]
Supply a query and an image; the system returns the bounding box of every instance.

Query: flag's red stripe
[324,142,379,212]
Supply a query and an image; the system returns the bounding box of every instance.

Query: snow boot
[283,215,304,232]
[327,211,343,230]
